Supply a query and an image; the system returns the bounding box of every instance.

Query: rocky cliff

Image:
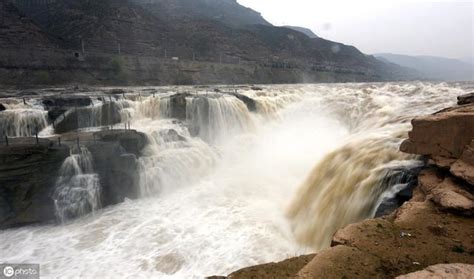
[0,0,412,87]
[215,93,474,278]
[0,130,146,228]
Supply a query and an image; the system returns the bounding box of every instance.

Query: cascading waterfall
[53,146,101,223]
[0,109,48,137]
[286,82,463,249]
[185,95,255,143]
[287,135,415,249]
[0,82,469,278]
[135,96,171,120]
[137,122,218,196]
[134,93,257,196]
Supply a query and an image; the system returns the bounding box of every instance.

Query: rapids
[0,82,468,278]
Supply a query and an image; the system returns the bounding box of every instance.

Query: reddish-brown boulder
[396,263,474,279]
[400,105,474,158]
[451,141,474,186]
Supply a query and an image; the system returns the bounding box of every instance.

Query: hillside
[131,0,270,27]
[283,26,319,38]
[0,0,413,87]
[375,53,474,81]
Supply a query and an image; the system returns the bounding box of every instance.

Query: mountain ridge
[0,0,413,87]
[375,53,473,81]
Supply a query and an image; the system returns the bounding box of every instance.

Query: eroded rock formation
[0,130,146,228]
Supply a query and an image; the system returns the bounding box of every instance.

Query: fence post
[58,137,61,146]
[76,138,80,149]
[23,97,26,105]
[5,136,8,146]
[75,105,79,130]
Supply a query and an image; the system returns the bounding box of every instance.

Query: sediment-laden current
[0,82,469,278]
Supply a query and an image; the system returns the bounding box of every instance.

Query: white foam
[0,82,467,278]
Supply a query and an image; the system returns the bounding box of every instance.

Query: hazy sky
[238,0,473,59]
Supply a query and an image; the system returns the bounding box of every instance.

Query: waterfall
[185,95,255,143]
[54,100,128,132]
[287,135,415,249]
[285,82,464,250]
[0,83,468,278]
[136,120,218,196]
[0,109,48,137]
[53,147,101,223]
[135,96,170,120]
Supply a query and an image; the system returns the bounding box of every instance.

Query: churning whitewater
[0,82,467,278]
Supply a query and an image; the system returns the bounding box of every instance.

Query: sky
[238,0,473,60]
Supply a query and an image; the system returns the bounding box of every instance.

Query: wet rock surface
[54,102,123,134]
[0,130,147,228]
[458,92,474,105]
[375,166,422,217]
[0,139,70,228]
[226,92,257,112]
[169,93,192,120]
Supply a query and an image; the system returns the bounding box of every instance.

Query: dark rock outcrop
[0,130,147,229]
[375,166,422,217]
[0,104,6,111]
[0,139,70,228]
[42,96,93,108]
[227,93,257,112]
[54,102,123,134]
[93,130,147,157]
[44,96,93,122]
[457,92,474,105]
[168,93,192,120]
[88,144,139,206]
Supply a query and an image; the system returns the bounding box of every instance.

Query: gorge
[1,82,472,277]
